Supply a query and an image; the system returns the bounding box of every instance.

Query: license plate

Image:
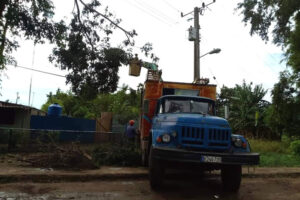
[201,155,222,163]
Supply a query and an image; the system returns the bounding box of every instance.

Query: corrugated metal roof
[0,101,40,111]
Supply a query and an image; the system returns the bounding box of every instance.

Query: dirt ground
[0,154,299,199]
[0,175,299,200]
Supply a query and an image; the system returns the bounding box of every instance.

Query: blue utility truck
[138,71,259,192]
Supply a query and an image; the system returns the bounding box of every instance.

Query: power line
[162,0,181,13]
[9,64,66,78]
[207,66,219,86]
[124,0,173,26]
[134,0,178,24]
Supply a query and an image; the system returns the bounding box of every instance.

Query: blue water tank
[48,103,62,116]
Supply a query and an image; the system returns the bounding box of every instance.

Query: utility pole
[194,7,200,82]
[16,92,20,104]
[28,43,35,106]
[28,76,32,106]
[181,0,216,83]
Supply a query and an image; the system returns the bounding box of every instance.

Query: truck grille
[180,126,230,149]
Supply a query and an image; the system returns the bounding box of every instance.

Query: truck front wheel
[149,146,164,189]
[221,164,241,192]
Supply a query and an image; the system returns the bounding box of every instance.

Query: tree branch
[0,19,9,67]
[77,0,134,44]
[74,0,95,51]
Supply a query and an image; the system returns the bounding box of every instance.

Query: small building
[0,101,46,129]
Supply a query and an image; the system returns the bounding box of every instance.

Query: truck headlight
[162,134,171,143]
[232,137,242,147]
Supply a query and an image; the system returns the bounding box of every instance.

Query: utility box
[188,26,196,41]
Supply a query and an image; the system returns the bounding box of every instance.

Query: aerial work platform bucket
[129,55,142,76]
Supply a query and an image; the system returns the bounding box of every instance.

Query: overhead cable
[162,0,181,13]
[9,64,66,78]
[124,0,173,26]
[134,0,178,24]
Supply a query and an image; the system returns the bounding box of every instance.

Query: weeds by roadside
[248,139,290,154]
[248,137,300,167]
[92,143,141,167]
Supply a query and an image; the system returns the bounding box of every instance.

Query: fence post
[7,129,15,152]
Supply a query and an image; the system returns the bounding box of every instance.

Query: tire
[221,165,242,192]
[149,146,164,189]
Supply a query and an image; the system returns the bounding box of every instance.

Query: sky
[0,0,286,109]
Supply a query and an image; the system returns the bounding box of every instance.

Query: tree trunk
[0,0,8,66]
[0,20,8,66]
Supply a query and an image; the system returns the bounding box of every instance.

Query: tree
[0,0,57,68]
[49,0,138,99]
[237,0,300,78]
[41,85,142,124]
[217,81,268,137]
[1,0,158,98]
[237,1,300,138]
[41,89,77,116]
[265,71,300,138]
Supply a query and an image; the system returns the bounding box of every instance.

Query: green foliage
[265,71,300,137]
[41,85,141,124]
[249,138,300,167]
[1,0,158,98]
[41,89,76,116]
[259,152,300,167]
[217,81,268,136]
[286,14,300,87]
[237,1,300,87]
[92,143,141,167]
[290,140,300,156]
[0,0,56,68]
[109,85,141,124]
[237,0,300,46]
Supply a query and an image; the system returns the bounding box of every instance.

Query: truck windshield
[159,99,214,115]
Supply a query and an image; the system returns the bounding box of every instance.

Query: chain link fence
[0,127,140,153]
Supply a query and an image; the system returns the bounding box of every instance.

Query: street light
[200,48,221,58]
[194,48,221,83]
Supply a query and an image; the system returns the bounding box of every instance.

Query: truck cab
[152,95,230,151]
[139,72,259,192]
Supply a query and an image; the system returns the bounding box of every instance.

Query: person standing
[126,120,137,146]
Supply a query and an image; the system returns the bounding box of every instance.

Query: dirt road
[0,175,299,200]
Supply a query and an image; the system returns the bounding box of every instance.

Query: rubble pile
[20,143,97,170]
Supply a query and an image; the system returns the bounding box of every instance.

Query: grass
[248,138,300,167]
[259,152,300,167]
[248,139,290,154]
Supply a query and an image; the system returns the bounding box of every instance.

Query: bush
[290,140,300,156]
[92,143,141,167]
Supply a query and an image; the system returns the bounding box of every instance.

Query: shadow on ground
[154,171,240,200]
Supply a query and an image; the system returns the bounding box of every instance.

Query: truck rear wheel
[221,164,241,192]
[149,146,164,189]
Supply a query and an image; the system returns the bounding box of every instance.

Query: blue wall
[30,115,96,143]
